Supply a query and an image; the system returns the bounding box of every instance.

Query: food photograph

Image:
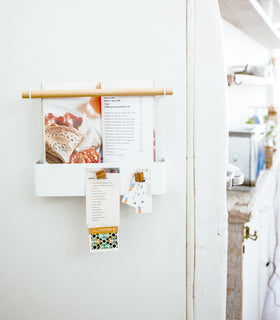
[43,83,102,164]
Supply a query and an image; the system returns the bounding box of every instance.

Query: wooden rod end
[166,88,173,95]
[22,91,29,99]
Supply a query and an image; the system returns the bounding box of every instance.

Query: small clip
[135,171,144,182]
[96,169,106,179]
[29,90,32,99]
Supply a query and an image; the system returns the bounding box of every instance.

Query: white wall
[0,1,187,319]
[222,20,271,127]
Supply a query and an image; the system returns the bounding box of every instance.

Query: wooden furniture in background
[227,212,250,320]
[226,148,280,319]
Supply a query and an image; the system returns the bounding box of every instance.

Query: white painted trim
[188,1,228,319]
[186,0,195,319]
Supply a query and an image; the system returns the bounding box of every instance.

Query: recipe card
[86,168,120,227]
[86,168,120,253]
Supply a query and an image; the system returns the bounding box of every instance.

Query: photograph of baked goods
[43,83,102,164]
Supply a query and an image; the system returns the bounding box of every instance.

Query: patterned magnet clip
[135,172,144,182]
[96,169,106,179]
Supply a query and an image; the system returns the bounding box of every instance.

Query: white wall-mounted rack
[23,85,172,197]
[34,161,166,197]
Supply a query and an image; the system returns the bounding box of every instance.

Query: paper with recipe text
[86,169,120,228]
[101,80,154,163]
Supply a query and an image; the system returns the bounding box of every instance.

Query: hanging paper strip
[86,168,120,253]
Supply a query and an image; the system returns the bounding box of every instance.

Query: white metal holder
[34,161,166,197]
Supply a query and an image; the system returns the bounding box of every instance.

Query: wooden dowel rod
[22,88,173,99]
[248,106,278,109]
